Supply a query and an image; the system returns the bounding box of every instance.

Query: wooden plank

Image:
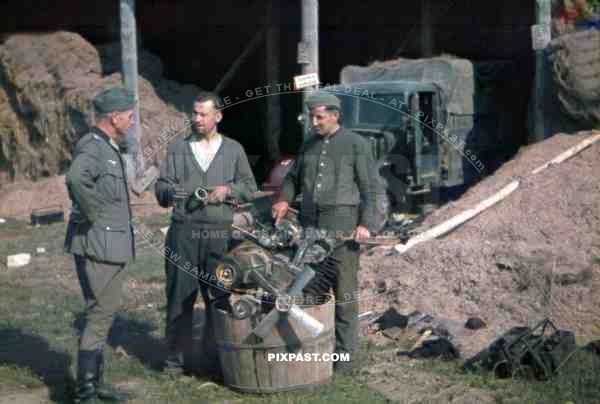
[395,131,600,254]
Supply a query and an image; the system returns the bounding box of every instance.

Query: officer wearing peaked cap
[65,87,136,403]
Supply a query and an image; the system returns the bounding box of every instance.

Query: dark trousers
[164,222,229,367]
[305,206,360,356]
[74,254,126,352]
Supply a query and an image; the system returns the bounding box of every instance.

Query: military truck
[319,57,523,214]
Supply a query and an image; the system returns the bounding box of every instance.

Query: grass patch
[1,217,600,403]
[402,348,600,404]
[0,219,388,403]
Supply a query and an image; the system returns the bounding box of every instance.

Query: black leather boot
[75,350,101,403]
[95,350,130,402]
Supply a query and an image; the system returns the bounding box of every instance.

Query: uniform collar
[91,126,111,143]
[91,127,123,152]
[320,126,342,140]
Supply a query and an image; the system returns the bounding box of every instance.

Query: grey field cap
[93,87,136,114]
[305,92,341,109]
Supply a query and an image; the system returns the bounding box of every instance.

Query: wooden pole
[533,0,551,143]
[265,0,281,161]
[421,0,434,57]
[120,0,142,179]
[300,0,319,141]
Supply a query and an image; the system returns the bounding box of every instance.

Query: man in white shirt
[156,92,257,377]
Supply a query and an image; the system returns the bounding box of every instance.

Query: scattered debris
[160,226,169,235]
[358,311,376,321]
[114,346,130,359]
[382,326,405,340]
[583,340,600,356]
[398,329,460,360]
[553,269,592,286]
[373,308,408,331]
[36,247,46,254]
[406,311,434,328]
[0,218,5,224]
[465,317,487,330]
[463,319,576,380]
[374,274,387,294]
[7,253,31,268]
[30,207,64,226]
[418,323,452,341]
[197,382,219,390]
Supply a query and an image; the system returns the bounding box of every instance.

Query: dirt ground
[359,131,600,361]
[0,174,167,220]
[1,131,600,403]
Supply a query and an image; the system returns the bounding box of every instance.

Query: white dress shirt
[190,133,222,172]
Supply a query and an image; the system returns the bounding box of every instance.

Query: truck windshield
[346,94,410,127]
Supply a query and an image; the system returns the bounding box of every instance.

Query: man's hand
[207,185,231,203]
[272,200,290,225]
[354,225,371,242]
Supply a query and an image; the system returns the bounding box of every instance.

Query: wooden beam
[120,0,142,179]
[421,0,434,57]
[532,0,552,143]
[300,0,319,141]
[265,0,281,161]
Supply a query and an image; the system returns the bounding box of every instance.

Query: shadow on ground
[0,328,73,402]
[74,308,215,373]
[73,312,169,372]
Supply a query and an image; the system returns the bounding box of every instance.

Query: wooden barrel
[213,301,335,393]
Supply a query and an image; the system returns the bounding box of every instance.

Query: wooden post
[300,0,319,140]
[421,0,434,57]
[120,0,142,178]
[533,0,551,143]
[265,0,281,161]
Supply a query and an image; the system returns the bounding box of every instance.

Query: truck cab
[332,81,446,213]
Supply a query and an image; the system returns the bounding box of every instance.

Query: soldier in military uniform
[64,87,136,403]
[155,91,257,376]
[272,92,379,373]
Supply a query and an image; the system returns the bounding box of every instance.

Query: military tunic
[64,127,134,352]
[280,127,379,359]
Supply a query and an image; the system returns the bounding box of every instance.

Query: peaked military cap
[93,87,136,114]
[305,92,341,109]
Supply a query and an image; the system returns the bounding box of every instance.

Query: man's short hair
[194,91,223,110]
